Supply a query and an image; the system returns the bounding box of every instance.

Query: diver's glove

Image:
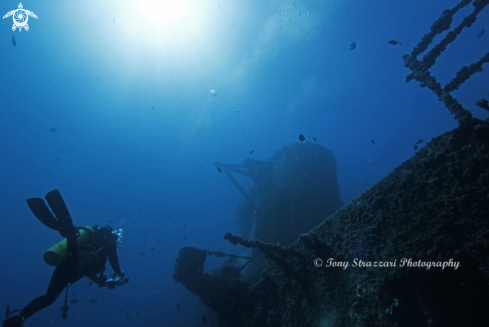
[3,315,24,327]
[117,277,129,286]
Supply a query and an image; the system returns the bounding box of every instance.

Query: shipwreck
[174,0,489,326]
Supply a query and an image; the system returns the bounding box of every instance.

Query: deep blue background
[1,0,488,326]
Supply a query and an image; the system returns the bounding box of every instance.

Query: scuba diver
[3,190,129,327]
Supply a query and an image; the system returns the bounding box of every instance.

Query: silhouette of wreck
[214,142,343,272]
[174,1,489,325]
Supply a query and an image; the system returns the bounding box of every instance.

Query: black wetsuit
[19,226,122,321]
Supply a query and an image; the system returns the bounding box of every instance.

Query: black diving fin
[4,306,20,318]
[44,189,73,226]
[26,189,76,236]
[26,197,59,231]
[3,306,23,327]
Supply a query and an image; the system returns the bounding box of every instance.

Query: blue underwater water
[0,0,488,326]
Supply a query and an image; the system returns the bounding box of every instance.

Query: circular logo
[14,10,28,28]
[314,258,323,267]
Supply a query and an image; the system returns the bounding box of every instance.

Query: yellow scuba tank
[43,226,94,266]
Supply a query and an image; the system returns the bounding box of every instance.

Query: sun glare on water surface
[136,0,191,26]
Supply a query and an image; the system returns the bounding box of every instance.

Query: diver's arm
[108,246,124,276]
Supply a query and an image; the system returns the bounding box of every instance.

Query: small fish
[136,311,140,314]
[88,281,93,287]
[126,315,130,319]
[89,299,97,304]
[177,302,181,310]
[183,224,187,227]
[69,299,78,304]
[150,248,154,251]
[313,137,317,142]
[249,150,254,154]
[478,29,485,38]
[12,35,16,47]
[388,40,401,45]
[51,127,57,133]
[157,239,161,242]
[203,314,207,322]
[143,242,147,244]
[416,139,423,144]
[113,18,115,26]
[140,209,142,213]
[235,110,240,112]
[349,42,356,50]
[371,140,377,145]
[183,235,186,239]
[216,167,222,173]
[414,144,418,151]
[299,134,306,143]
[151,105,154,110]
[56,157,61,161]
[218,5,221,9]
